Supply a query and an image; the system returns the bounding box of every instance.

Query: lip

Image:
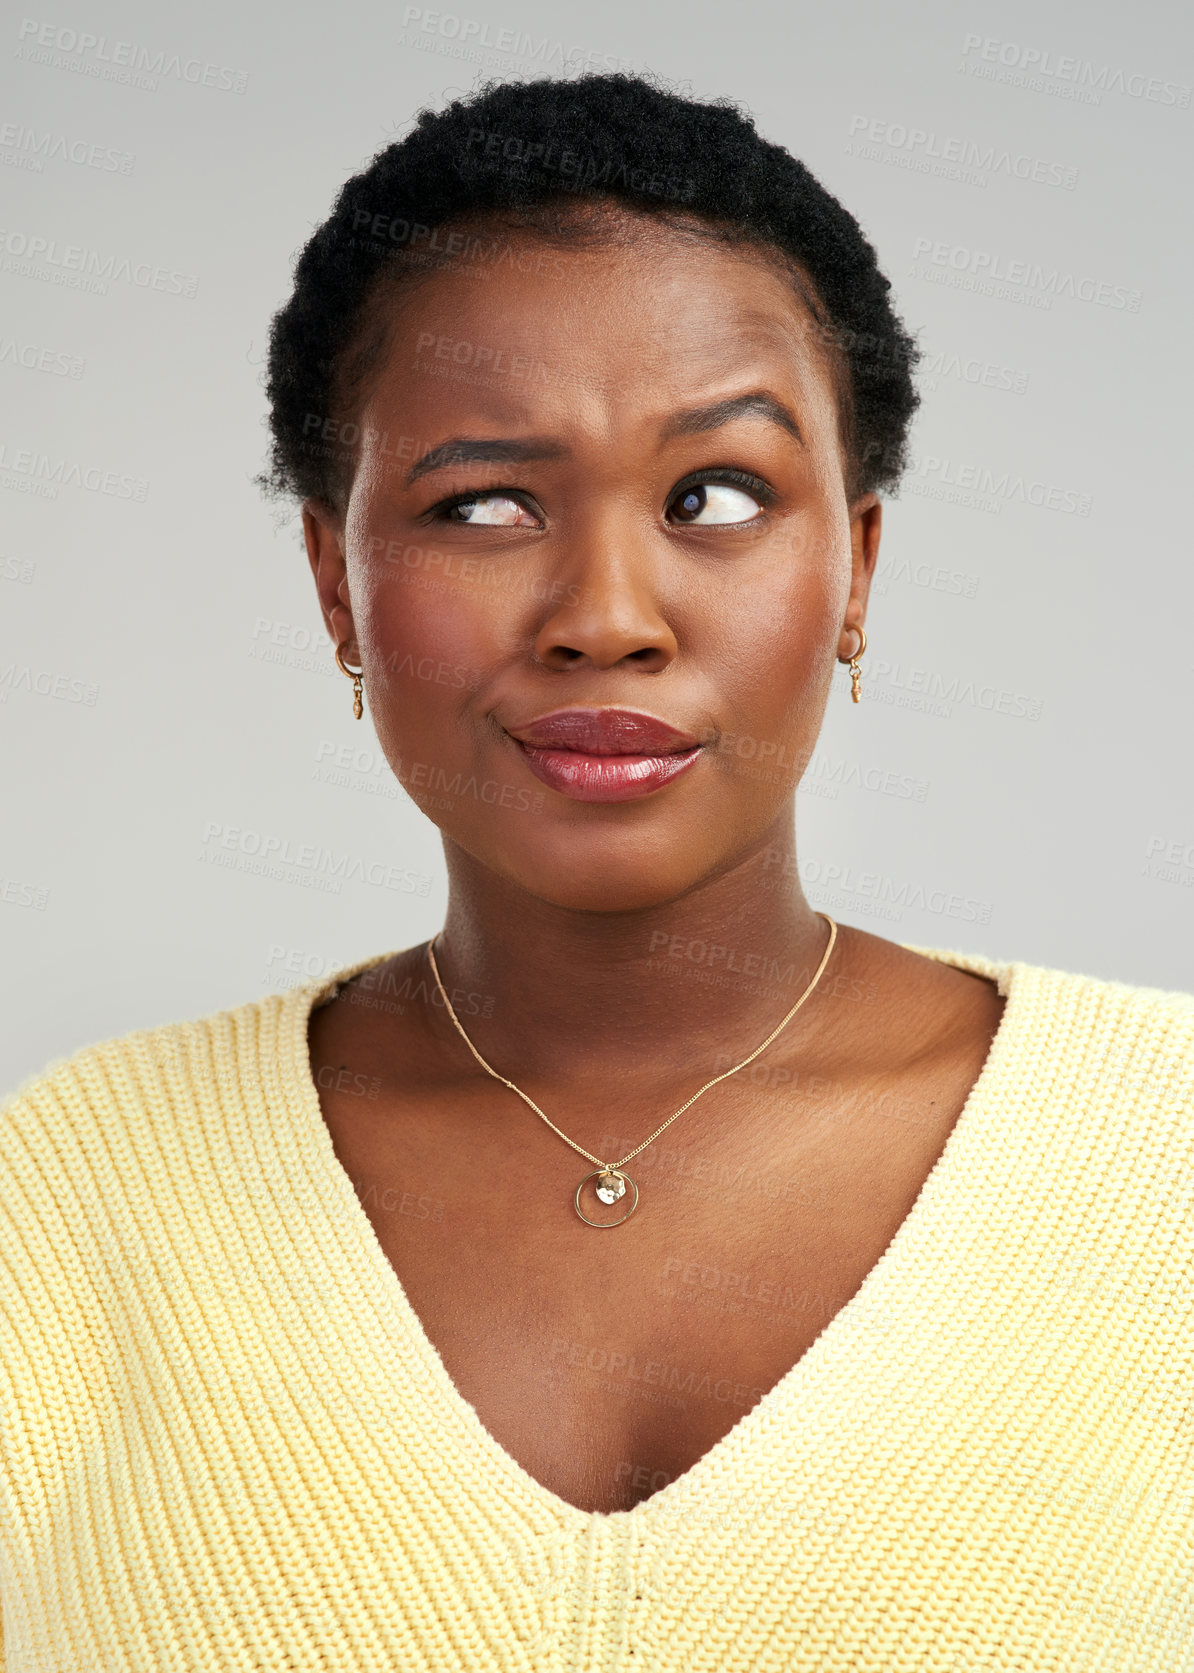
[504,707,705,803]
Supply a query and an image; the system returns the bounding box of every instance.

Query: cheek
[714,526,847,690]
[351,553,516,778]
[361,558,462,679]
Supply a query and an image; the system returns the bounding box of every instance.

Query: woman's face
[305,217,881,912]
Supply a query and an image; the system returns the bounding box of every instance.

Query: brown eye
[668,482,763,525]
[445,494,538,526]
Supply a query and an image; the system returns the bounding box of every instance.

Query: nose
[532,539,678,673]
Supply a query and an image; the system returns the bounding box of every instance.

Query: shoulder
[0,949,399,1161]
[905,939,1194,1110]
[0,987,284,1169]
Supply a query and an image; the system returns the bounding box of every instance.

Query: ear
[302,501,359,663]
[838,493,881,660]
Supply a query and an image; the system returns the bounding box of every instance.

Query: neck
[430,815,835,1088]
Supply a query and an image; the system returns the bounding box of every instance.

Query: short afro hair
[261,72,920,511]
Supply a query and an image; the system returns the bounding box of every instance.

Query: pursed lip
[502,707,705,803]
[504,707,701,755]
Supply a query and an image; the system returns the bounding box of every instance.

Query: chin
[447,818,722,915]
[509,868,696,914]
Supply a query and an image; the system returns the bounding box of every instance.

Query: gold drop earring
[843,624,866,703]
[334,643,364,719]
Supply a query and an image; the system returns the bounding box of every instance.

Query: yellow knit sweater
[2,944,1193,1671]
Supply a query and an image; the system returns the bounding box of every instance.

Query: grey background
[2,0,1191,1091]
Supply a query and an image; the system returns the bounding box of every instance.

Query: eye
[442,493,539,527]
[667,479,765,526]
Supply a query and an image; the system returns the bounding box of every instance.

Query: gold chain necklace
[425,913,838,1227]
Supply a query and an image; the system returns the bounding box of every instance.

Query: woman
[2,72,1191,1673]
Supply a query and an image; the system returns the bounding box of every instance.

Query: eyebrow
[660,392,804,445]
[405,390,804,487]
[405,437,565,486]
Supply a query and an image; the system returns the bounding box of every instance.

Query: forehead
[355,224,843,444]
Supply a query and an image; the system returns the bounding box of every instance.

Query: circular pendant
[595,1171,625,1205]
[575,1167,639,1227]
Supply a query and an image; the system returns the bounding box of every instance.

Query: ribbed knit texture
[1,945,1193,1671]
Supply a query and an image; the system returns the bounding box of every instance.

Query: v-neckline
[275,941,1019,1530]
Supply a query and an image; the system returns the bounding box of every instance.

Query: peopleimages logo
[843,659,1044,722]
[906,453,1092,517]
[959,34,1190,109]
[0,441,147,500]
[0,337,84,377]
[910,238,1141,313]
[0,875,49,910]
[398,7,632,74]
[846,115,1078,190]
[764,851,994,925]
[14,18,250,93]
[0,227,197,297]
[1142,836,1194,889]
[198,822,433,896]
[0,662,98,705]
[918,346,1029,396]
[0,122,135,174]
